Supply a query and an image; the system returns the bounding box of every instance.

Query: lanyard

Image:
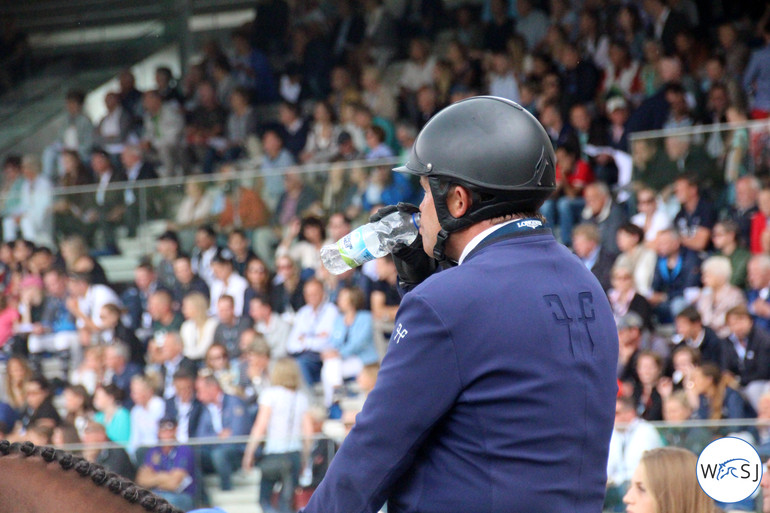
[657,255,683,283]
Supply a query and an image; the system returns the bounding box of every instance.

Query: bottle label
[337,229,375,267]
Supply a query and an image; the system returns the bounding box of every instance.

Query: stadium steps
[204,469,263,513]
[98,220,169,285]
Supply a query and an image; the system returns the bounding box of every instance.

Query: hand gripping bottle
[320,210,421,275]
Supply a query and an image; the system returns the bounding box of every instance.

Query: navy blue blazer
[194,394,252,439]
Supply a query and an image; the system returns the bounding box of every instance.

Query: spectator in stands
[692,362,755,421]
[216,166,269,233]
[259,129,296,210]
[743,19,770,119]
[117,70,143,128]
[170,183,214,248]
[540,138,593,246]
[242,357,313,513]
[27,268,78,377]
[242,257,275,314]
[712,220,750,289]
[203,86,257,175]
[571,223,615,291]
[748,254,770,332]
[69,344,106,395]
[609,264,654,332]
[272,172,319,243]
[52,150,94,241]
[172,255,210,307]
[643,0,691,57]
[515,0,548,50]
[249,294,290,359]
[751,188,770,254]
[370,256,400,327]
[276,101,309,160]
[660,391,710,453]
[672,306,727,369]
[135,417,197,511]
[95,91,132,148]
[286,279,337,387]
[59,235,107,283]
[155,66,183,105]
[627,56,680,133]
[649,229,701,323]
[662,83,693,129]
[209,250,249,317]
[487,51,521,103]
[633,350,665,421]
[180,291,217,362]
[1,356,30,412]
[66,270,121,345]
[83,148,125,255]
[164,369,202,443]
[695,256,746,338]
[104,342,141,408]
[1,155,24,231]
[322,286,377,408]
[631,188,671,248]
[364,126,393,161]
[93,383,130,443]
[226,229,255,278]
[538,101,573,150]
[238,332,271,407]
[157,331,197,401]
[558,42,601,110]
[41,89,94,180]
[615,223,657,299]
[605,97,631,153]
[605,396,662,512]
[360,66,397,122]
[99,302,145,364]
[121,262,159,333]
[601,41,643,104]
[213,295,251,359]
[195,372,251,491]
[16,376,60,434]
[668,345,699,394]
[301,100,342,164]
[4,155,53,248]
[129,374,166,457]
[230,29,277,105]
[120,145,158,238]
[156,231,180,290]
[148,289,183,343]
[212,56,235,107]
[277,216,325,275]
[184,81,227,174]
[82,420,135,480]
[141,90,185,178]
[62,383,92,436]
[204,343,240,397]
[723,305,770,406]
[581,182,627,255]
[191,225,219,287]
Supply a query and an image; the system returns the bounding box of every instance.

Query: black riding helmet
[394,96,556,261]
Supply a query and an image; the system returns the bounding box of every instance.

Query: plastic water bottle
[321,210,421,275]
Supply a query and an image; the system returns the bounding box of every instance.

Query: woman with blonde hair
[243,357,313,513]
[695,255,746,337]
[179,291,218,361]
[623,447,718,513]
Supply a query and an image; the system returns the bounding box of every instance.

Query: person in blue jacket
[302,96,619,513]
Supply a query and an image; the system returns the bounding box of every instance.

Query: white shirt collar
[458,219,518,265]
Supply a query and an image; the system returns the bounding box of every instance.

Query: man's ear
[447,184,472,218]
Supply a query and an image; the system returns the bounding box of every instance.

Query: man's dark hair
[28,375,50,393]
[196,224,217,239]
[676,305,702,324]
[2,155,21,169]
[675,172,699,189]
[65,89,86,105]
[618,223,645,243]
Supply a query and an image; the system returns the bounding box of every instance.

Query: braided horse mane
[0,440,184,513]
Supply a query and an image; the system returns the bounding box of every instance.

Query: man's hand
[370,203,436,291]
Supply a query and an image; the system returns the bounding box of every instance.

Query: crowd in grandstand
[3,0,770,510]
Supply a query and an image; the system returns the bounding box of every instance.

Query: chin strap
[432,228,451,262]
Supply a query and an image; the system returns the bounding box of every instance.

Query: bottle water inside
[321,210,421,275]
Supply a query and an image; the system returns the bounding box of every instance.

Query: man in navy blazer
[164,369,204,442]
[194,373,252,490]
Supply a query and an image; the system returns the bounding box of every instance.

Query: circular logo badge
[696,437,763,503]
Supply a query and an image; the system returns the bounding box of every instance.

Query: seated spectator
[723,305,770,409]
[62,384,93,436]
[3,155,54,248]
[41,90,94,179]
[695,256,746,337]
[140,90,184,178]
[27,268,78,377]
[272,255,306,317]
[66,270,121,346]
[747,254,770,332]
[751,187,770,254]
[660,391,710,453]
[93,384,131,444]
[148,289,184,343]
[540,138,593,247]
[581,182,627,255]
[270,172,320,255]
[364,125,393,160]
[712,220,750,289]
[249,294,290,359]
[183,81,227,174]
[155,66,183,105]
[135,417,197,511]
[194,372,252,491]
[242,257,276,317]
[156,231,181,291]
[164,369,203,443]
[286,279,338,386]
[209,249,249,317]
[370,256,400,327]
[276,216,326,275]
[322,286,377,408]
[724,175,759,246]
[59,235,108,284]
[360,165,416,212]
[157,331,197,401]
[180,291,217,361]
[98,303,145,363]
[120,145,159,238]
[190,225,219,287]
[202,86,256,175]
[692,362,755,422]
[104,342,142,408]
[129,374,166,458]
[238,333,272,405]
[69,345,106,395]
[204,343,240,397]
[668,345,700,395]
[571,223,616,292]
[227,229,256,277]
[82,420,135,480]
[242,357,313,513]
[673,174,717,255]
[614,223,657,298]
[169,182,215,241]
[216,165,269,233]
[672,307,728,370]
[301,100,342,164]
[2,356,32,412]
[17,376,61,434]
[608,265,654,331]
[213,295,251,359]
[172,255,210,307]
[649,229,701,323]
[117,69,143,129]
[259,129,297,210]
[121,262,159,334]
[95,91,132,149]
[52,422,82,447]
[632,350,665,421]
[51,150,94,242]
[605,396,663,512]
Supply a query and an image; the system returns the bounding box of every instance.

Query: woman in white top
[300,101,341,164]
[631,187,671,248]
[179,291,218,361]
[243,357,313,513]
